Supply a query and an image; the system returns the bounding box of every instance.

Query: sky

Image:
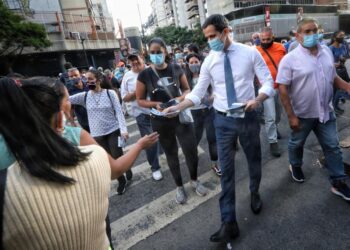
[107,0,152,33]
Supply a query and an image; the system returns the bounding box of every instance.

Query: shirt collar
[297,43,323,56]
[226,42,235,51]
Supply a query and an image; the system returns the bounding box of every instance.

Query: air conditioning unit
[70,31,80,40]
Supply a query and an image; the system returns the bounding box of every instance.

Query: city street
[109,103,350,250]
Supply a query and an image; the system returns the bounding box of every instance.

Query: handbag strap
[0,168,8,249]
[150,65,175,99]
[262,47,278,70]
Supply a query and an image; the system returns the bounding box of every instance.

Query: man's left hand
[245,100,260,112]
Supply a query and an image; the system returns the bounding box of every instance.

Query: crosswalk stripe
[109,146,206,196]
[128,130,139,138]
[126,119,136,127]
[110,170,221,249]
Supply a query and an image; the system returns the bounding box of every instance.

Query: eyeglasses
[149,51,163,55]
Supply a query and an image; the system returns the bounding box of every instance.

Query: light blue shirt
[276,44,336,123]
[69,89,127,137]
[0,126,82,170]
[186,42,275,112]
[0,135,16,170]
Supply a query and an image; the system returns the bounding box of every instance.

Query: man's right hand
[163,105,180,118]
[289,115,301,131]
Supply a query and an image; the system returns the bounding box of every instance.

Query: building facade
[2,0,119,75]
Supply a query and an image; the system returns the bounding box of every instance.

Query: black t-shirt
[137,63,184,103]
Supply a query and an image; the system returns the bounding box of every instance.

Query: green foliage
[0,1,51,56]
[144,22,207,50]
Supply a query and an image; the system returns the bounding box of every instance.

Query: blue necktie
[224,51,237,108]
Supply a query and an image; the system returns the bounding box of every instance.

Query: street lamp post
[80,38,89,67]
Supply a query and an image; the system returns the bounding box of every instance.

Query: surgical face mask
[318,33,324,40]
[150,54,165,66]
[119,67,125,72]
[189,64,200,74]
[253,38,261,46]
[208,32,225,52]
[175,53,183,60]
[302,34,319,48]
[291,37,296,42]
[87,81,97,90]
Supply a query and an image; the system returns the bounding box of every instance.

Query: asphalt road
[109,102,350,250]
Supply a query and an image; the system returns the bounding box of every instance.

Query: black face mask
[336,37,344,43]
[87,83,96,90]
[261,41,273,49]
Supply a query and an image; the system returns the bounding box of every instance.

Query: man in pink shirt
[277,17,350,201]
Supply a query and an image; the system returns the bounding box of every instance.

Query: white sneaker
[152,170,163,181]
[191,180,208,196]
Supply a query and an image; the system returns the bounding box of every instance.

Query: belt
[215,110,229,116]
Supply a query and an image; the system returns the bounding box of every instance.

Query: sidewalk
[132,104,350,250]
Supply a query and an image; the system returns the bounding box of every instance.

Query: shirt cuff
[120,126,128,134]
[185,93,201,107]
[259,85,275,97]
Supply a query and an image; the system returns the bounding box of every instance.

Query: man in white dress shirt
[164,14,275,243]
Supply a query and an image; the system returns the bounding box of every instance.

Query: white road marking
[127,119,137,127]
[110,170,221,249]
[109,146,206,196]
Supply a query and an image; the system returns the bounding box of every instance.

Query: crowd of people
[0,13,350,249]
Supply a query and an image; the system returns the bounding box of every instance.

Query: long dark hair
[21,77,66,123]
[0,77,90,184]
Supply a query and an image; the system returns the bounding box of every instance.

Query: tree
[143,23,207,49]
[0,1,51,73]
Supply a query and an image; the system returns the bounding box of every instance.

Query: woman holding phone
[136,37,208,204]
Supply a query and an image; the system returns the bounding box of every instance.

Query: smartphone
[227,103,246,112]
[159,99,177,109]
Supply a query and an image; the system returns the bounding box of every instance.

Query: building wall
[29,0,61,12]
[124,27,142,51]
[198,0,207,25]
[206,0,233,15]
[174,0,189,27]
[59,0,89,16]
[155,0,168,27]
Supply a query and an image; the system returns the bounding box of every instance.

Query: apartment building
[2,0,119,75]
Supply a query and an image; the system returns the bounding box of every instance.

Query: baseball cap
[127,51,141,60]
[117,61,125,67]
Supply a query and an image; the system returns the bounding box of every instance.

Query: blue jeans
[191,107,218,161]
[288,112,347,183]
[214,111,261,223]
[136,113,160,172]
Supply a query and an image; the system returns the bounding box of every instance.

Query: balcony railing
[21,11,118,53]
[187,0,198,11]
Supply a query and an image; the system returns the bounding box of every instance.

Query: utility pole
[137,0,145,38]
[80,38,89,67]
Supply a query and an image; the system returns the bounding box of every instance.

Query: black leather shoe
[210,222,240,243]
[251,192,262,214]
